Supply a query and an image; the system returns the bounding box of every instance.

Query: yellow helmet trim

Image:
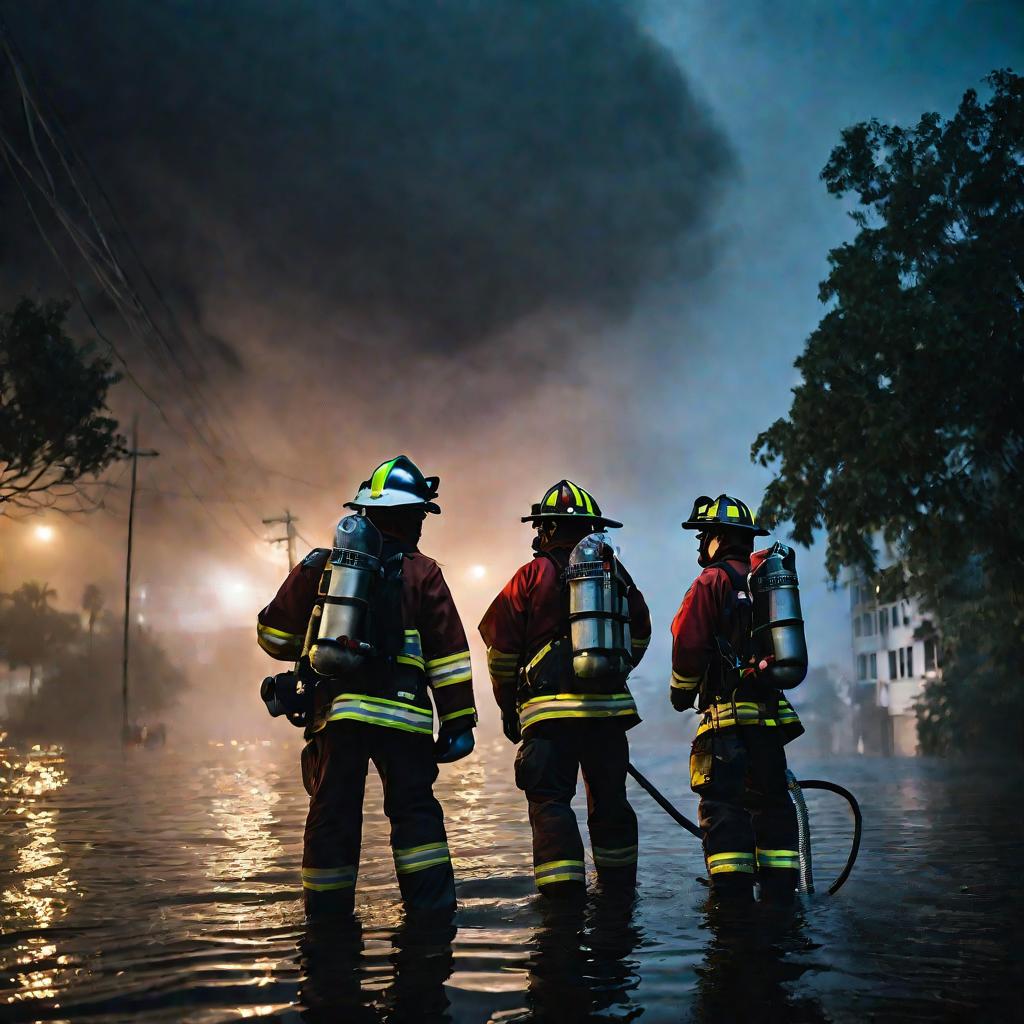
[369,458,399,498]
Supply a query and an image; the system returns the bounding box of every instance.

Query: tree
[752,70,1024,755]
[0,298,126,512]
[0,581,79,695]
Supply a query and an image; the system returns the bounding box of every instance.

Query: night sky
[1,1,1020,731]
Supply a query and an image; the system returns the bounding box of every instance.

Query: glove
[501,699,522,745]
[671,688,696,713]
[434,720,475,763]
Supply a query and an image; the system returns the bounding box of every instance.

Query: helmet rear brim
[346,499,441,514]
[681,518,769,535]
[522,512,623,529]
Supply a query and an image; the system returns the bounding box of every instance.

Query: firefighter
[257,456,476,918]
[479,481,652,898]
[671,494,804,902]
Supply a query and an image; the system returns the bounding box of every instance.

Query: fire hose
[626,762,862,896]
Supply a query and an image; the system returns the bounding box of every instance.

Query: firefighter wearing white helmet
[256,456,475,918]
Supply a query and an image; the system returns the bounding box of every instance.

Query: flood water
[1,733,1021,1023]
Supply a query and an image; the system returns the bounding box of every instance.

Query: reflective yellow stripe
[369,458,399,497]
[544,487,559,507]
[440,707,476,723]
[632,636,651,648]
[593,844,638,866]
[671,670,700,690]
[579,487,595,516]
[695,700,803,737]
[394,841,450,875]
[757,849,799,869]
[301,865,356,890]
[327,694,433,735]
[525,640,553,674]
[519,692,638,730]
[432,670,472,688]
[535,859,585,886]
[427,651,470,669]
[566,480,583,508]
[257,623,302,641]
[707,851,755,875]
[727,504,741,518]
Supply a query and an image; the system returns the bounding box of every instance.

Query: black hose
[787,770,815,894]
[796,779,862,896]
[626,763,702,839]
[628,762,862,896]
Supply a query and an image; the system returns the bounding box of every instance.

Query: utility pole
[122,416,158,742]
[263,509,299,570]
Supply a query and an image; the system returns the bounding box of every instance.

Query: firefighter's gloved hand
[671,688,695,713]
[434,721,475,763]
[501,701,522,745]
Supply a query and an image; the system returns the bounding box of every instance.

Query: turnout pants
[301,719,455,916]
[691,726,799,900]
[514,719,638,896]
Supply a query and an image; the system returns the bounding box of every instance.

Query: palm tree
[81,583,105,671]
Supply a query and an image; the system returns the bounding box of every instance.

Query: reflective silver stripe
[393,841,450,875]
[301,865,357,890]
[427,651,472,688]
[519,693,638,730]
[593,844,638,867]
[534,859,585,885]
[327,694,434,735]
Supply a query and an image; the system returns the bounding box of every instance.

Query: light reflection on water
[0,734,1021,1022]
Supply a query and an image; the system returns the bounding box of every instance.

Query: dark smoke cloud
[1,0,732,348]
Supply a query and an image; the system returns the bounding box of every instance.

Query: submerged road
[0,736,1020,1022]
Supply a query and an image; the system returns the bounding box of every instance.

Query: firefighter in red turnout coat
[257,457,476,917]
[479,481,652,897]
[671,494,804,902]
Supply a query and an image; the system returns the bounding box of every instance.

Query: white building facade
[848,575,942,756]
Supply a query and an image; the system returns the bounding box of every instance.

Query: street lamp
[33,524,55,543]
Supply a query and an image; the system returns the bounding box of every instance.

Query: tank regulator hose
[788,773,863,896]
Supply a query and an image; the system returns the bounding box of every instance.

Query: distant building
[847,573,942,756]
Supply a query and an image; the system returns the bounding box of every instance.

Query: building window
[899,647,905,678]
[889,650,898,680]
[863,612,874,637]
[869,653,877,679]
[906,646,914,677]
[925,639,938,672]
[880,610,888,635]
[854,616,862,638]
[857,654,867,680]
[850,585,859,611]
[892,606,899,629]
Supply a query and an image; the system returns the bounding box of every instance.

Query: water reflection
[297,916,456,1023]
[692,900,826,1024]
[0,743,79,1011]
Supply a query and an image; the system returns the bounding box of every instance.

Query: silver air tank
[309,514,383,677]
[566,532,630,679]
[750,542,808,688]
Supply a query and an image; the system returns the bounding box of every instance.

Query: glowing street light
[33,524,55,543]
[469,564,487,580]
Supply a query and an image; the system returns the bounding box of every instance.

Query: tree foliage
[0,580,186,741]
[0,298,126,512]
[753,71,1024,755]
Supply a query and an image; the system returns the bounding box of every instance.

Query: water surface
[1,735,1020,1022]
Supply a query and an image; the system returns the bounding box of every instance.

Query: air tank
[566,531,631,679]
[309,514,383,677]
[750,542,808,688]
